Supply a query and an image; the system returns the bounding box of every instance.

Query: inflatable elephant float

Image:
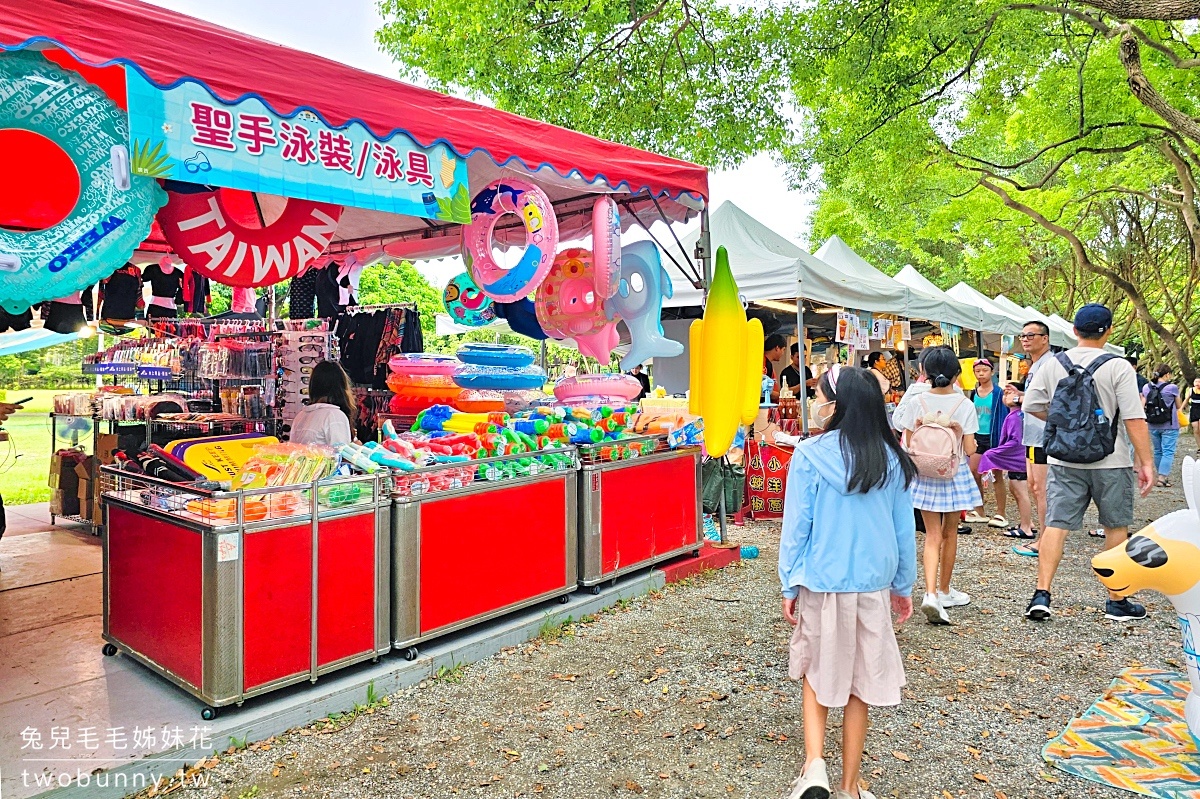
[1092,456,1200,741]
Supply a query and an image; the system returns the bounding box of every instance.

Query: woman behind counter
[288,361,356,447]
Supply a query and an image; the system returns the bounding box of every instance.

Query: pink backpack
[906,396,966,479]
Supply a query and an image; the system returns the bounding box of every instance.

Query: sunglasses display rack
[275,330,332,425]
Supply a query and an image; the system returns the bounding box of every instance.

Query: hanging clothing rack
[346,302,416,313]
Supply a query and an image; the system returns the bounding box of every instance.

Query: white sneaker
[834,789,877,799]
[921,593,950,625]
[784,758,830,799]
[937,587,971,608]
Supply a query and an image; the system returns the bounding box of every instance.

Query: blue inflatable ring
[452,364,547,391]
[456,342,536,368]
[0,51,167,313]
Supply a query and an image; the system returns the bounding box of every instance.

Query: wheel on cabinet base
[402,647,419,661]
[589,585,601,595]
[102,643,118,657]
[200,706,218,721]
[692,549,701,557]
[557,595,570,604]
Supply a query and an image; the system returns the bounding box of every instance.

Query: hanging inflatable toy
[156,182,343,288]
[534,248,621,362]
[494,298,547,340]
[443,272,496,327]
[0,51,167,313]
[689,246,764,458]
[462,179,558,302]
[591,195,622,300]
[607,240,685,371]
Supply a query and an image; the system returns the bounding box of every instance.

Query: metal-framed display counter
[99,467,391,719]
[576,436,703,592]
[390,449,579,660]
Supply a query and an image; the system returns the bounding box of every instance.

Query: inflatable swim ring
[454,390,509,414]
[453,364,547,391]
[156,183,343,287]
[553,373,642,405]
[388,353,459,376]
[592,196,622,300]
[443,272,496,327]
[462,179,558,302]
[535,247,621,362]
[0,51,167,313]
[385,372,464,401]
[456,343,535,368]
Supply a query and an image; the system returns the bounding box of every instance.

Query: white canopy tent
[894,265,1018,335]
[815,238,1006,332]
[988,294,1123,355]
[669,202,909,312]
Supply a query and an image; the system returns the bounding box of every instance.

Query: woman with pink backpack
[891,346,982,625]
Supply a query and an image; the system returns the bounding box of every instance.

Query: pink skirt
[788,587,906,707]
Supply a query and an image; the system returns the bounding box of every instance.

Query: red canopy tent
[1,0,709,262]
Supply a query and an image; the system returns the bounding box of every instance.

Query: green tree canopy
[376,0,1200,378]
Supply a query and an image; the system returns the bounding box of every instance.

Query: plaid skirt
[911,459,982,512]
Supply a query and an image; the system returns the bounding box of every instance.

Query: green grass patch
[0,411,54,505]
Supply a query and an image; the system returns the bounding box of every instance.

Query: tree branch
[1077,0,1200,21]
[977,175,1196,377]
[1118,27,1200,146]
[1130,23,1200,68]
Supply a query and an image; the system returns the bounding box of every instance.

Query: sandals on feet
[1003,526,1036,539]
[1012,544,1039,557]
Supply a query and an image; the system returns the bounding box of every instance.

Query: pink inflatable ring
[463,179,559,302]
[388,354,459,376]
[553,373,642,405]
[591,196,622,300]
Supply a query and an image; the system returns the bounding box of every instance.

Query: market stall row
[2,0,714,725]
[98,384,702,718]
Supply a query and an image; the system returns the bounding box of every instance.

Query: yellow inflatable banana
[689,246,764,458]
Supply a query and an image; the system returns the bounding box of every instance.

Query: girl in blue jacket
[780,365,918,799]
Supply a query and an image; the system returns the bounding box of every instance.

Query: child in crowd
[780,366,917,799]
[890,346,980,625]
[980,383,1035,540]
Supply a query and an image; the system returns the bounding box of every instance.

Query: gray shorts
[1046,465,1134,530]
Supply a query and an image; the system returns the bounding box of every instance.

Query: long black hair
[308,360,357,427]
[921,346,962,389]
[824,366,918,492]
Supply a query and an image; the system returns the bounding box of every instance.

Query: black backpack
[1143,382,1173,425]
[1043,353,1120,464]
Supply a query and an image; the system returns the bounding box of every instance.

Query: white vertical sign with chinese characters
[125,70,470,223]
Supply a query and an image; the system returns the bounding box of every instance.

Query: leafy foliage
[375,0,793,168]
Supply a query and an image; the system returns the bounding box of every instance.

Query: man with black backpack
[1020,304,1155,622]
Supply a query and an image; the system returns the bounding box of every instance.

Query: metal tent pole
[695,208,729,545]
[797,296,809,435]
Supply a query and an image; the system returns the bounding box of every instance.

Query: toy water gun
[667,418,705,448]
[417,405,509,434]
[510,418,550,436]
[357,441,414,471]
[337,443,385,473]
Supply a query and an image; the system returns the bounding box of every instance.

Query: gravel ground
[151,461,1194,799]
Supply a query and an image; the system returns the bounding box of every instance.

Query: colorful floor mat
[1043,668,1200,797]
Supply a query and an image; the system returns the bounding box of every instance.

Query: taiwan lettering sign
[125,70,470,223]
